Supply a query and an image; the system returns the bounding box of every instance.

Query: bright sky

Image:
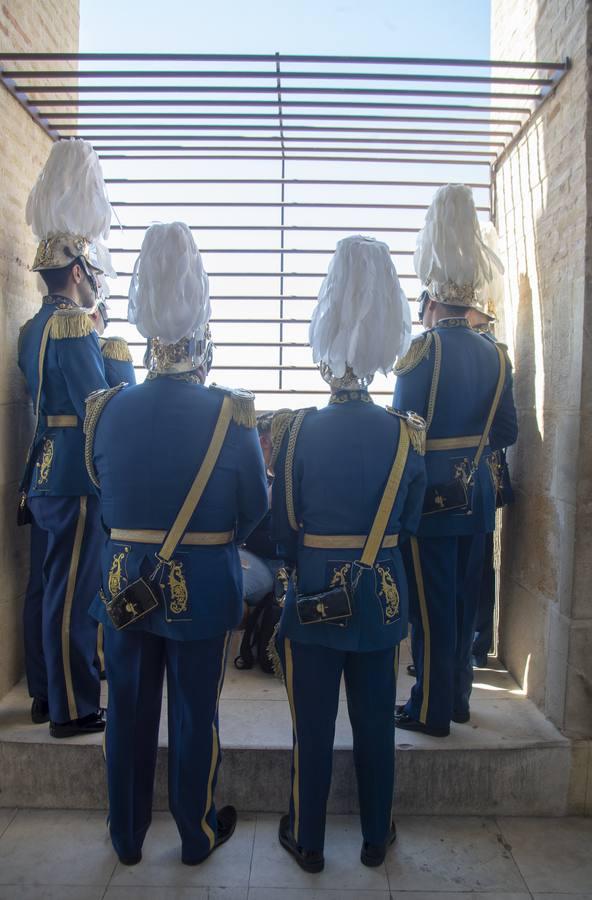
[79,0,491,406]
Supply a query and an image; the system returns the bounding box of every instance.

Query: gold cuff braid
[84,384,126,487]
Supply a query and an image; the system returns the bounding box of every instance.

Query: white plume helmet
[414,184,504,305]
[26,139,112,242]
[476,221,504,319]
[128,222,210,344]
[309,235,412,382]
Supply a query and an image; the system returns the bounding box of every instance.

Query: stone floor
[0,808,590,899]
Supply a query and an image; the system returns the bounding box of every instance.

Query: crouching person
[270,236,427,872]
[84,223,268,866]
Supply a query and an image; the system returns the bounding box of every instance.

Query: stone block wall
[0,1,79,699]
[492,0,592,742]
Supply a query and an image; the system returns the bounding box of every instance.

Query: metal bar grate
[0,51,569,406]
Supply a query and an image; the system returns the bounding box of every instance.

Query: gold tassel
[266,624,285,683]
[84,384,125,487]
[230,389,256,428]
[100,337,133,362]
[406,422,426,456]
[394,332,432,375]
[49,309,94,340]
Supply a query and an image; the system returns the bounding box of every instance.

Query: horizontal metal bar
[31,99,532,114]
[45,112,524,127]
[95,144,495,159]
[110,316,313,324]
[0,52,567,70]
[97,153,492,165]
[107,247,416,255]
[105,225,439,233]
[103,177,490,188]
[114,271,417,279]
[56,123,512,140]
[59,132,505,149]
[15,83,543,100]
[4,68,553,86]
[109,201,490,209]
[107,295,420,302]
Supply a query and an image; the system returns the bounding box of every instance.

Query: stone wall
[491,0,592,745]
[0,1,79,699]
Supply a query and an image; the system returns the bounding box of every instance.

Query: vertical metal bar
[276,52,286,393]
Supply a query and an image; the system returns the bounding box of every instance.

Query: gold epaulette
[209,384,256,428]
[394,332,433,376]
[83,384,126,488]
[100,336,133,363]
[386,407,427,456]
[49,308,94,340]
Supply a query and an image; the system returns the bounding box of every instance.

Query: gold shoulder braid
[209,384,256,428]
[394,331,433,375]
[386,408,427,456]
[284,408,315,531]
[49,308,94,340]
[100,336,133,363]
[84,384,126,487]
[270,408,297,471]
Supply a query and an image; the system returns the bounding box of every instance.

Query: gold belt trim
[110,528,234,546]
[45,415,79,428]
[426,435,488,451]
[302,533,399,549]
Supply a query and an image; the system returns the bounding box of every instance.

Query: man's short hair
[438,302,468,317]
[256,411,274,435]
[40,260,76,294]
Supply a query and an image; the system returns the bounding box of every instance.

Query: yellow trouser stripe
[411,537,431,725]
[201,631,230,849]
[302,533,399,549]
[97,623,105,674]
[62,496,87,720]
[284,638,300,841]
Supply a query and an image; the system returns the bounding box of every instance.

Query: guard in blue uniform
[393,185,518,737]
[86,223,268,867]
[19,139,115,736]
[271,236,426,872]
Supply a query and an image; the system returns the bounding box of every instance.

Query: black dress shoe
[31,698,49,725]
[452,708,470,724]
[118,852,142,866]
[182,806,237,865]
[278,814,324,873]
[472,653,488,669]
[395,710,449,737]
[361,821,397,867]
[50,709,106,739]
[406,664,416,677]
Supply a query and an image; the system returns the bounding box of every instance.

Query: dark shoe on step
[182,805,237,865]
[278,814,324,873]
[394,710,449,737]
[406,664,416,677]
[452,708,470,724]
[118,852,142,866]
[472,653,488,669]
[50,709,106,739]
[361,821,397,867]
[31,697,49,725]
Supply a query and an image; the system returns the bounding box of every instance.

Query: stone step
[0,640,579,816]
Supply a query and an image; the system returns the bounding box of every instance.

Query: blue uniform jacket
[272,394,427,652]
[18,295,108,497]
[100,337,137,387]
[87,377,269,641]
[393,317,518,537]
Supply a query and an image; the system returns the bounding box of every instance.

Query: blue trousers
[23,520,48,701]
[404,534,485,730]
[103,627,230,863]
[472,531,495,659]
[277,638,397,852]
[27,496,102,724]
